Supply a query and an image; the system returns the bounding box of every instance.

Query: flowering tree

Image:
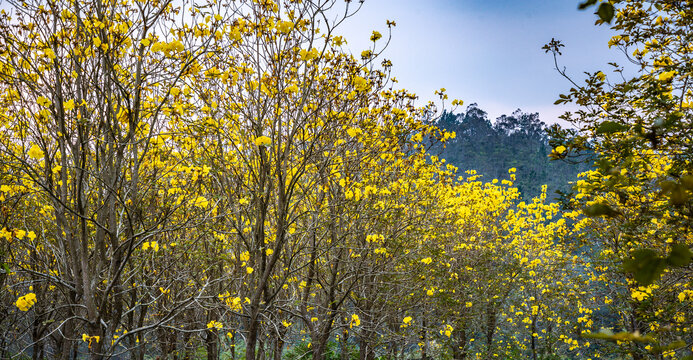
[545,1,693,358]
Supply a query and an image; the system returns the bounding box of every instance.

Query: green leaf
[680,175,693,190]
[668,184,689,205]
[596,158,614,172]
[623,249,665,285]
[662,181,690,205]
[660,180,676,192]
[578,0,598,10]
[596,121,628,135]
[667,244,692,267]
[652,340,687,353]
[583,329,654,343]
[583,203,620,217]
[597,3,615,23]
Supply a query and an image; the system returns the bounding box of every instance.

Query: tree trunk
[484,302,497,360]
[273,336,284,360]
[420,318,428,360]
[340,328,350,360]
[452,327,467,360]
[245,308,260,360]
[206,329,218,360]
[530,317,538,360]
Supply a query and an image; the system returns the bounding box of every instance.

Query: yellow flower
[332,36,345,46]
[659,70,676,82]
[554,145,566,154]
[246,266,254,274]
[370,31,382,41]
[142,241,159,252]
[442,324,454,337]
[15,298,28,311]
[353,76,368,92]
[82,334,102,349]
[401,316,412,328]
[284,84,299,94]
[220,294,243,311]
[350,314,360,328]
[346,127,362,138]
[15,293,37,311]
[44,48,56,60]
[63,99,75,111]
[204,67,222,78]
[239,251,250,262]
[420,257,432,265]
[207,320,223,330]
[194,196,209,208]
[28,144,44,160]
[37,96,51,107]
[277,21,293,34]
[254,135,272,147]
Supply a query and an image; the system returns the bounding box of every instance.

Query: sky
[335,0,634,125]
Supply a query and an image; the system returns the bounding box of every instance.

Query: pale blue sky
[337,0,633,125]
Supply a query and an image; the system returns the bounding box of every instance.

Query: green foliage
[583,202,620,217]
[623,244,693,286]
[622,249,666,285]
[595,121,629,135]
[578,0,615,23]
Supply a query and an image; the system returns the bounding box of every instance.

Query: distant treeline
[433,104,591,200]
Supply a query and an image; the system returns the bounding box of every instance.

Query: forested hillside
[433,105,591,199]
